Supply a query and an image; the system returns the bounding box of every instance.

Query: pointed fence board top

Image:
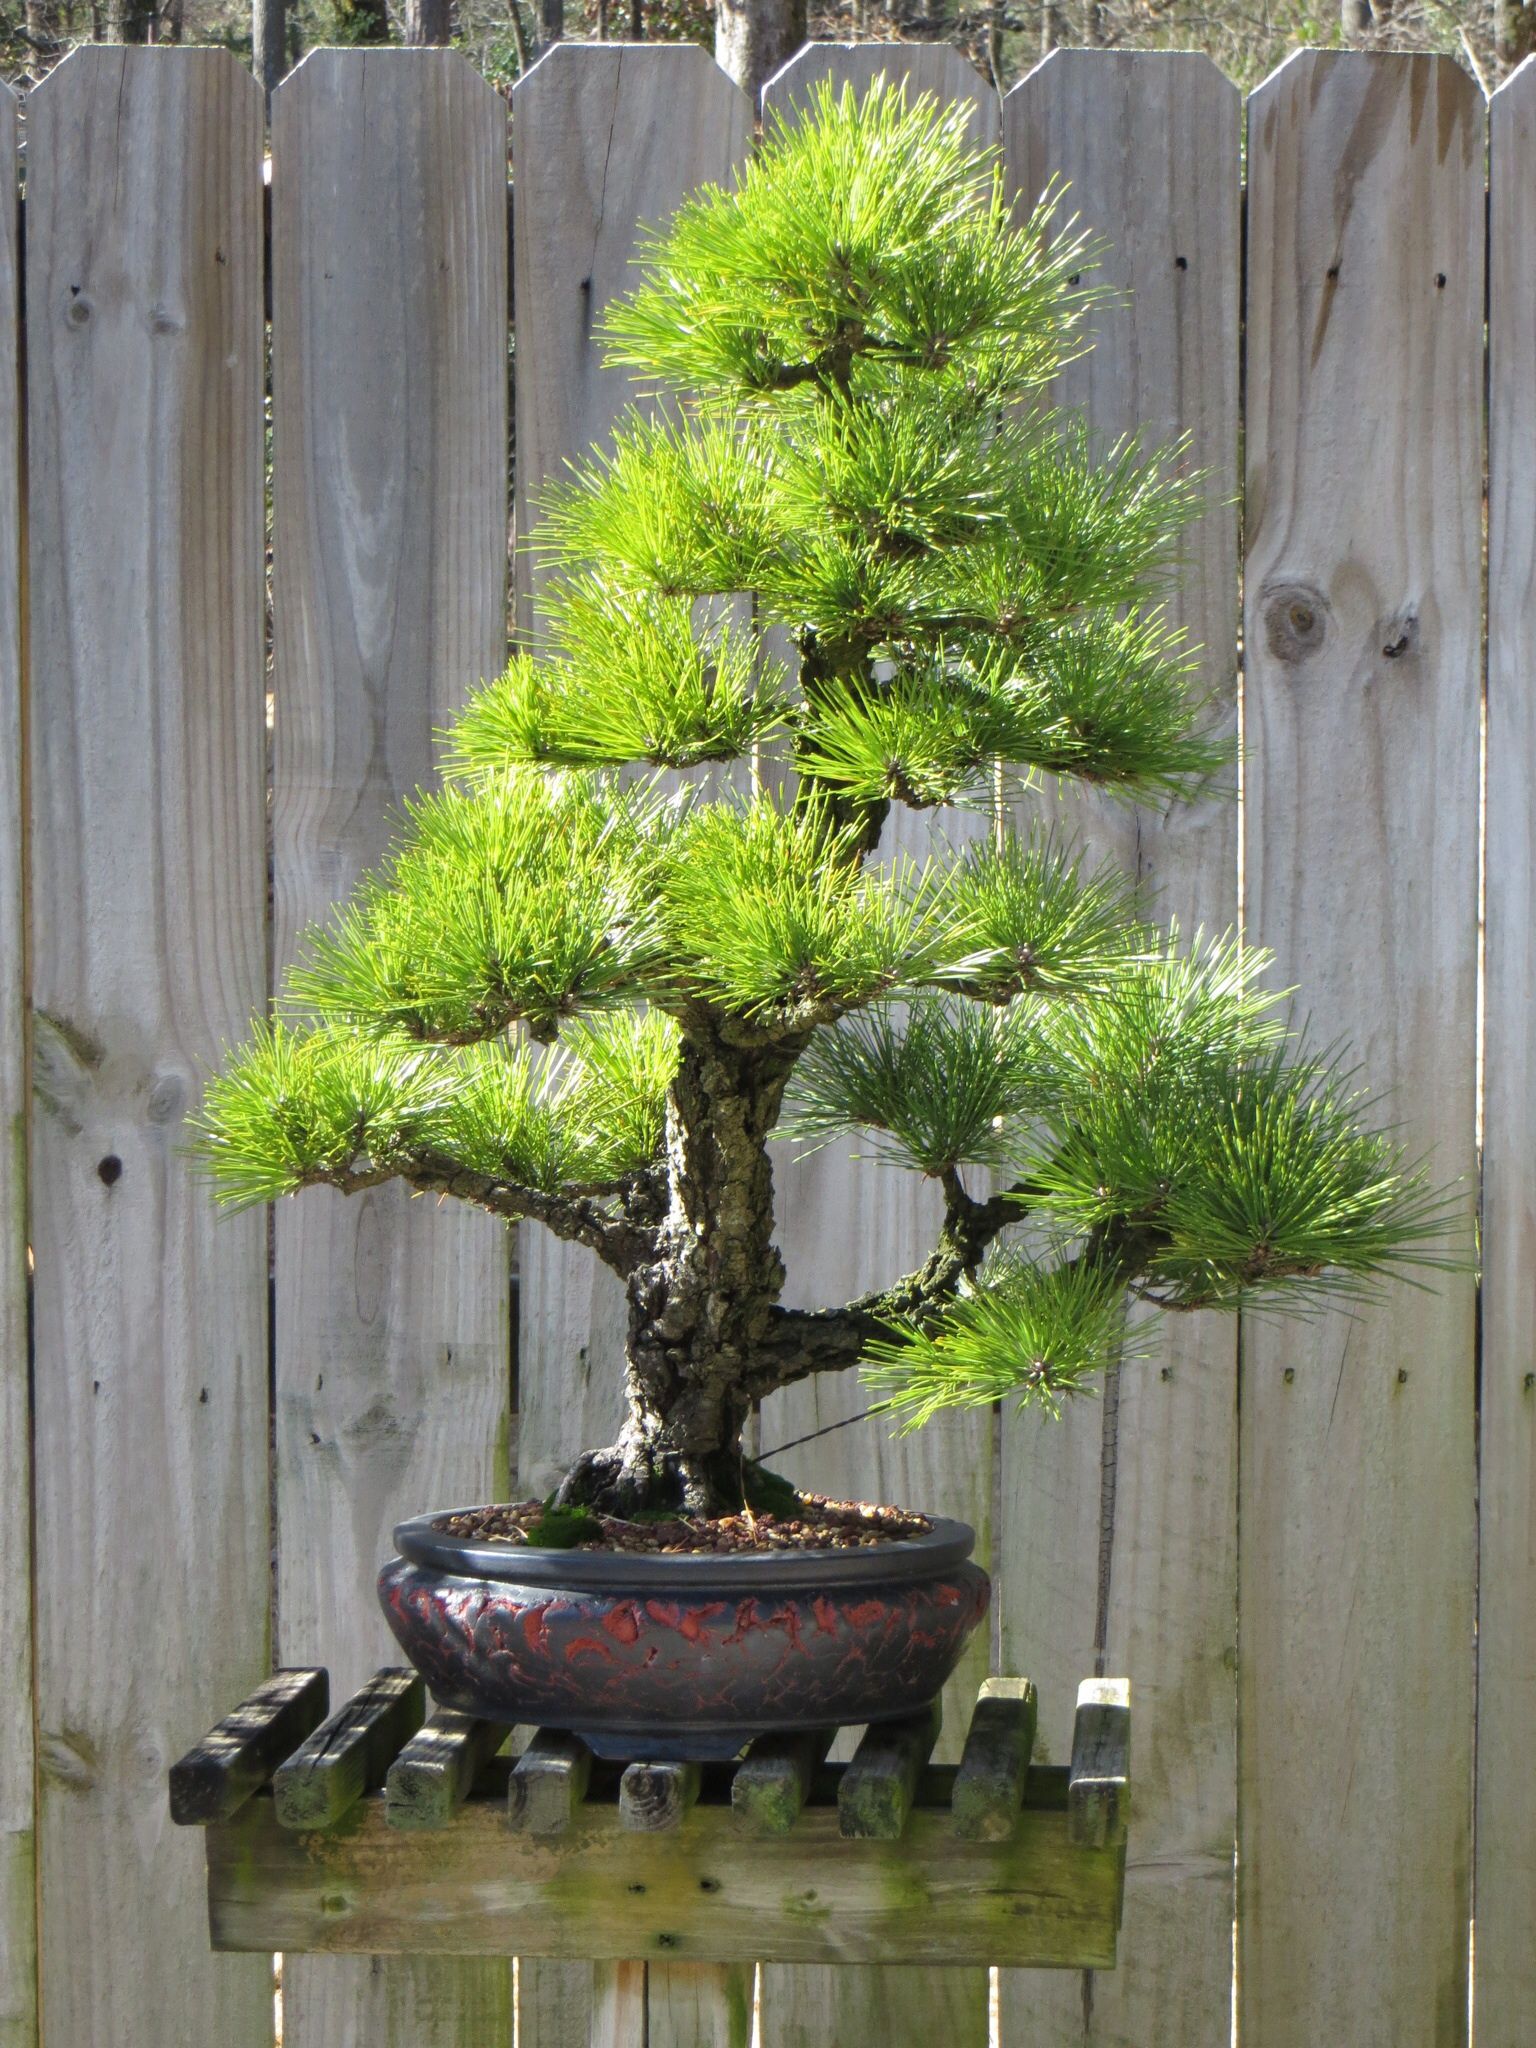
[1241,47,1480,2048]
[268,46,513,2048]
[25,44,271,2048]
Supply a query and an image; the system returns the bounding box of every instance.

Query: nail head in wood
[952,1677,1037,1841]
[619,1757,701,1832]
[731,1726,835,1834]
[168,1667,330,1826]
[384,1710,506,1831]
[1068,1677,1131,1849]
[838,1696,942,1840]
[508,1728,593,1835]
[273,1668,424,1831]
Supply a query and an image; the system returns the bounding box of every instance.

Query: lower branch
[304,1150,662,1275]
[747,1170,1031,1395]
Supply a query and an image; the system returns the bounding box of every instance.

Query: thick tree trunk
[253,0,286,99]
[715,0,806,106]
[405,0,452,40]
[105,0,153,39]
[557,1025,803,1515]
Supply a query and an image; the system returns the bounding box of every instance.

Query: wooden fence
[0,34,1527,2048]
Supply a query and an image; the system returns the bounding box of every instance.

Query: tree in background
[2,0,1527,111]
[716,0,804,99]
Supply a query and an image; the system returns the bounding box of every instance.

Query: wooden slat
[24,47,271,2048]
[0,80,29,2048]
[269,46,512,2048]
[169,1668,330,1825]
[756,44,998,2048]
[953,1679,1037,1842]
[732,1728,835,1835]
[274,1669,425,1831]
[1241,51,1480,2048]
[384,1712,506,1830]
[205,1789,1125,1968]
[508,1729,594,1835]
[1067,1678,1130,1849]
[509,46,751,2048]
[1474,50,1536,2048]
[838,1700,943,1841]
[619,1759,702,1833]
[997,49,1242,2048]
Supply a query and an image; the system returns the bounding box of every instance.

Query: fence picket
[510,46,752,2048]
[755,42,998,2048]
[0,80,29,2048]
[1240,51,1480,2048]
[25,48,271,2048]
[269,50,513,2048]
[1477,51,1536,2048]
[996,51,1241,2048]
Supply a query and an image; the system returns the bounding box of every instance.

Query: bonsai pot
[378,1510,991,1761]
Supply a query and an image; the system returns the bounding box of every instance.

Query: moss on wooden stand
[171,1670,1129,1971]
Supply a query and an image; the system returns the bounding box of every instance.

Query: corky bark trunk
[556,1024,804,1515]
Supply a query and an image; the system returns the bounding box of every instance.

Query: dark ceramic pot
[378,1509,991,1761]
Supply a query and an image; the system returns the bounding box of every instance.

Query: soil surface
[432,1495,934,1554]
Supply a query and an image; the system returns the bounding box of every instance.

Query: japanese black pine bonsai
[198,83,1447,1525]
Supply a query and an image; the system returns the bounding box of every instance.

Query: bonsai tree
[199,84,1447,1521]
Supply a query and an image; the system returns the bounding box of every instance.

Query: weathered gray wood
[509,49,752,2048]
[998,49,1242,2048]
[1241,50,1480,2048]
[952,1679,1037,1842]
[591,1962,648,2048]
[274,1669,425,1831]
[205,1785,1125,1968]
[1475,52,1536,2048]
[385,1712,507,1830]
[1068,1678,1130,1849]
[269,47,513,2045]
[508,1730,594,1835]
[838,1700,943,1841]
[170,1669,331,1825]
[620,1759,702,1833]
[732,1728,835,1834]
[25,47,271,2048]
[0,80,29,2048]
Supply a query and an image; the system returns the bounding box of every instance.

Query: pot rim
[392,1507,977,1589]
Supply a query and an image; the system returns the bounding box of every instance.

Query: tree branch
[298,1149,662,1275]
[747,1167,1031,1396]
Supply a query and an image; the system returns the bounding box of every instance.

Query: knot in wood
[1261,582,1330,665]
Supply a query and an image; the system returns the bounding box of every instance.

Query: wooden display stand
[169,1669,1130,1970]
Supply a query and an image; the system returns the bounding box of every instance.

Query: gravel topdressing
[432,1496,934,1554]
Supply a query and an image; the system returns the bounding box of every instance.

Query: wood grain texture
[997,50,1242,2048]
[1241,51,1480,2048]
[0,82,30,2048]
[757,46,1000,2048]
[168,1667,330,1825]
[24,47,270,2048]
[269,47,512,2048]
[275,1670,426,1830]
[1473,52,1536,2048]
[509,47,751,2047]
[205,1783,1125,1967]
